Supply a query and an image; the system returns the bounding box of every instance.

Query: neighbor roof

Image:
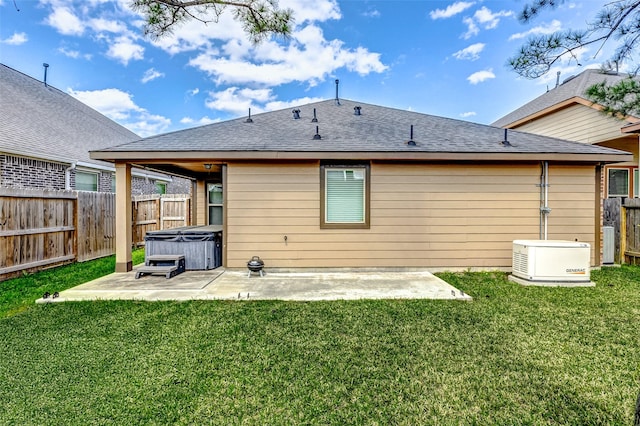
[492,68,635,128]
[0,63,137,168]
[92,98,631,165]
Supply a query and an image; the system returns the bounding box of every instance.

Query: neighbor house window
[320,163,370,229]
[76,171,98,192]
[608,168,629,197]
[155,182,167,195]
[634,169,639,198]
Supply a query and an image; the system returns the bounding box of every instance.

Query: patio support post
[115,162,132,272]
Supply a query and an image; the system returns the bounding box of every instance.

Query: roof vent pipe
[292,109,300,119]
[313,126,321,140]
[407,125,416,146]
[555,71,560,88]
[311,108,318,122]
[335,79,340,106]
[43,63,49,87]
[502,128,512,146]
[245,108,253,123]
[354,106,361,116]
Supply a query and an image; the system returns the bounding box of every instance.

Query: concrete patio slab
[37,267,472,303]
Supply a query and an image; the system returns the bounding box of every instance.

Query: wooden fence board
[623,198,640,265]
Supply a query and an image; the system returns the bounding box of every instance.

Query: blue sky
[0,0,608,137]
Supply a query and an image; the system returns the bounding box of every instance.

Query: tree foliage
[510,0,640,117]
[131,0,293,43]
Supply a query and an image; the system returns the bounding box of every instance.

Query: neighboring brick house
[492,69,639,199]
[0,63,191,194]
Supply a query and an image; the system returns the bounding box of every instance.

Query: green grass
[0,249,144,318]
[0,262,639,424]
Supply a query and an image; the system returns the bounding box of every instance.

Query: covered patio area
[37,268,472,302]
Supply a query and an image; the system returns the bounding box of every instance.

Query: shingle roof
[94,98,629,159]
[0,63,139,167]
[492,68,633,128]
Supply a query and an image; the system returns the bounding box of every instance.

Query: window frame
[320,162,370,229]
[207,182,224,226]
[75,170,99,192]
[607,167,630,198]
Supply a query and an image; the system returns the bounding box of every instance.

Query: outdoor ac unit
[512,240,591,282]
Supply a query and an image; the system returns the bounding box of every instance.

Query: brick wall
[0,155,67,189]
[1,155,192,195]
[131,175,192,195]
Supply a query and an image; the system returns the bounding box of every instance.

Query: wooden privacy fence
[132,194,190,246]
[603,197,640,264]
[0,188,76,277]
[0,188,190,280]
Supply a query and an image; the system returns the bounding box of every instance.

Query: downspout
[65,162,76,190]
[539,161,551,240]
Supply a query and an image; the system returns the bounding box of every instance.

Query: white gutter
[64,162,76,190]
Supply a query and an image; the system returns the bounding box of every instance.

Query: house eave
[90,150,633,164]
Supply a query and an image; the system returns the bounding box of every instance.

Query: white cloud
[89,18,128,33]
[107,36,144,65]
[203,87,325,117]
[1,32,28,45]
[462,6,513,39]
[430,1,475,19]
[58,46,92,60]
[46,6,84,35]
[460,111,477,118]
[141,68,164,83]
[452,43,485,61]
[263,96,325,112]
[190,25,386,87]
[187,88,200,96]
[129,114,172,137]
[67,87,169,136]
[68,87,142,120]
[509,19,562,40]
[474,6,513,29]
[205,87,276,115]
[58,47,79,58]
[462,17,479,39]
[467,69,495,84]
[279,0,341,23]
[180,116,218,126]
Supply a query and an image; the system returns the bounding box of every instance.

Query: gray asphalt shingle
[0,63,139,166]
[96,98,628,157]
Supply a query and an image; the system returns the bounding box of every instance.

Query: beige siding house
[91,99,631,272]
[493,69,640,198]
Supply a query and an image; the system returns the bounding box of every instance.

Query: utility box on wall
[511,240,592,285]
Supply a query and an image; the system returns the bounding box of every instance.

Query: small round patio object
[247,256,264,277]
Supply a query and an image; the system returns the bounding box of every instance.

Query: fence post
[157,197,162,230]
[73,191,79,262]
[620,204,627,265]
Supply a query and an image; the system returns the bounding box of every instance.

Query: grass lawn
[0,259,639,424]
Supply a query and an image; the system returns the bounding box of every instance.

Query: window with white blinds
[321,164,370,229]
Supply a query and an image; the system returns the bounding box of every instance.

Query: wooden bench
[135,255,186,279]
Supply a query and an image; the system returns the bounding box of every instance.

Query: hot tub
[144,225,222,270]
